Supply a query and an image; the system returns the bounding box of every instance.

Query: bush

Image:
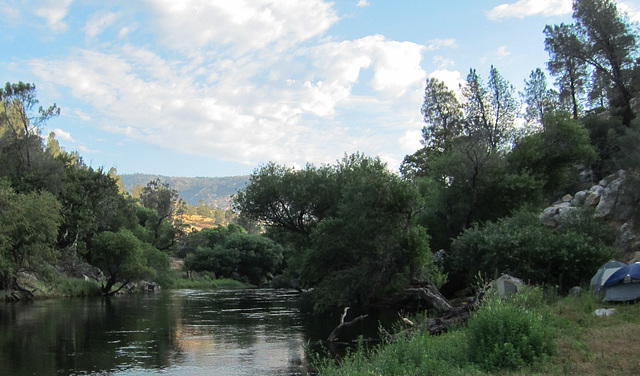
[451,209,614,290]
[55,278,102,297]
[467,293,554,371]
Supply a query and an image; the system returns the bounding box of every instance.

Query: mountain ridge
[120,173,250,209]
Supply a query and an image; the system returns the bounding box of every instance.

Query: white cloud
[428,69,465,98]
[144,0,339,55]
[84,11,120,38]
[36,0,74,32]
[118,25,137,38]
[497,45,511,58]
[52,128,74,142]
[487,0,572,20]
[0,2,22,26]
[618,2,640,23]
[356,0,370,7]
[426,38,457,51]
[28,30,427,168]
[432,56,455,69]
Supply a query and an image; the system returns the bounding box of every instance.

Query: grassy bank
[315,288,640,376]
[171,276,248,289]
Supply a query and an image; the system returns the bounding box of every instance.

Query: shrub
[467,293,554,371]
[451,209,614,290]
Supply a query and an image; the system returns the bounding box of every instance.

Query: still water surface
[0,289,350,376]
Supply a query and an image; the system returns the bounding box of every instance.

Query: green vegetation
[3,3,640,374]
[172,276,247,289]
[316,288,640,376]
[0,82,184,299]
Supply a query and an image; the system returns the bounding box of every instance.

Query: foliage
[522,68,559,127]
[545,0,639,125]
[467,292,555,371]
[89,229,155,295]
[508,111,597,198]
[450,209,614,291]
[184,230,283,286]
[0,186,62,288]
[172,276,247,289]
[138,179,185,251]
[235,154,438,312]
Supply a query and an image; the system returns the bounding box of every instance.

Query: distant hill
[120,174,250,209]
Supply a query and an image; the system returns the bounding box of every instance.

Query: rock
[540,206,559,227]
[556,206,577,222]
[594,308,616,317]
[584,191,601,207]
[572,190,587,206]
[595,177,623,219]
[590,184,604,194]
[562,194,573,202]
[568,286,582,296]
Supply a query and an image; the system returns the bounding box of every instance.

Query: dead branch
[327,307,368,342]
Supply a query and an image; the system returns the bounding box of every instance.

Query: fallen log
[326,307,368,342]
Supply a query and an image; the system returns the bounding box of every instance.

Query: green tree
[139,179,185,251]
[573,0,638,125]
[545,0,639,124]
[508,111,597,199]
[463,67,519,150]
[234,154,435,312]
[544,23,590,119]
[0,185,62,297]
[420,77,464,153]
[90,229,155,295]
[184,231,283,286]
[0,82,59,170]
[522,68,559,127]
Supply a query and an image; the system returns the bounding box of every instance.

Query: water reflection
[0,289,325,376]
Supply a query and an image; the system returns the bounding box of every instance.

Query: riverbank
[3,273,250,302]
[315,288,640,375]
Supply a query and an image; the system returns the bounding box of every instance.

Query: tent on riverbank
[591,261,640,302]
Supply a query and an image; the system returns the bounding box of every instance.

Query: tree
[508,111,598,198]
[185,233,284,286]
[0,185,62,298]
[139,179,185,250]
[233,162,337,236]
[544,23,590,119]
[544,0,639,124]
[573,0,638,125]
[451,209,613,291]
[522,68,559,127]
[462,67,519,150]
[90,229,155,295]
[0,82,59,170]
[420,77,464,153]
[234,154,436,312]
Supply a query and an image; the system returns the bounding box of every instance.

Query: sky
[1,0,640,178]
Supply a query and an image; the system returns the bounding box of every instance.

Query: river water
[0,289,373,376]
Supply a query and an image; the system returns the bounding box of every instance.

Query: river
[0,289,391,376]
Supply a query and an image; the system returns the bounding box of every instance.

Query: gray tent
[591,260,626,294]
[491,274,523,297]
[591,260,640,302]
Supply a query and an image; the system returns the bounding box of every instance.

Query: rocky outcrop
[540,170,640,261]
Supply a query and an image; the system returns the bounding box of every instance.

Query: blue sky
[2,0,639,177]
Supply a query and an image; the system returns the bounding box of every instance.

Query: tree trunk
[326,307,369,342]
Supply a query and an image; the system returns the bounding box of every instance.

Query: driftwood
[326,307,368,342]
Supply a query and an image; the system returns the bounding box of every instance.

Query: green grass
[54,278,102,297]
[315,288,640,376]
[172,277,248,289]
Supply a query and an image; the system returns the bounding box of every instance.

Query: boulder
[595,177,623,219]
[540,206,560,227]
[568,286,582,296]
[572,190,587,206]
